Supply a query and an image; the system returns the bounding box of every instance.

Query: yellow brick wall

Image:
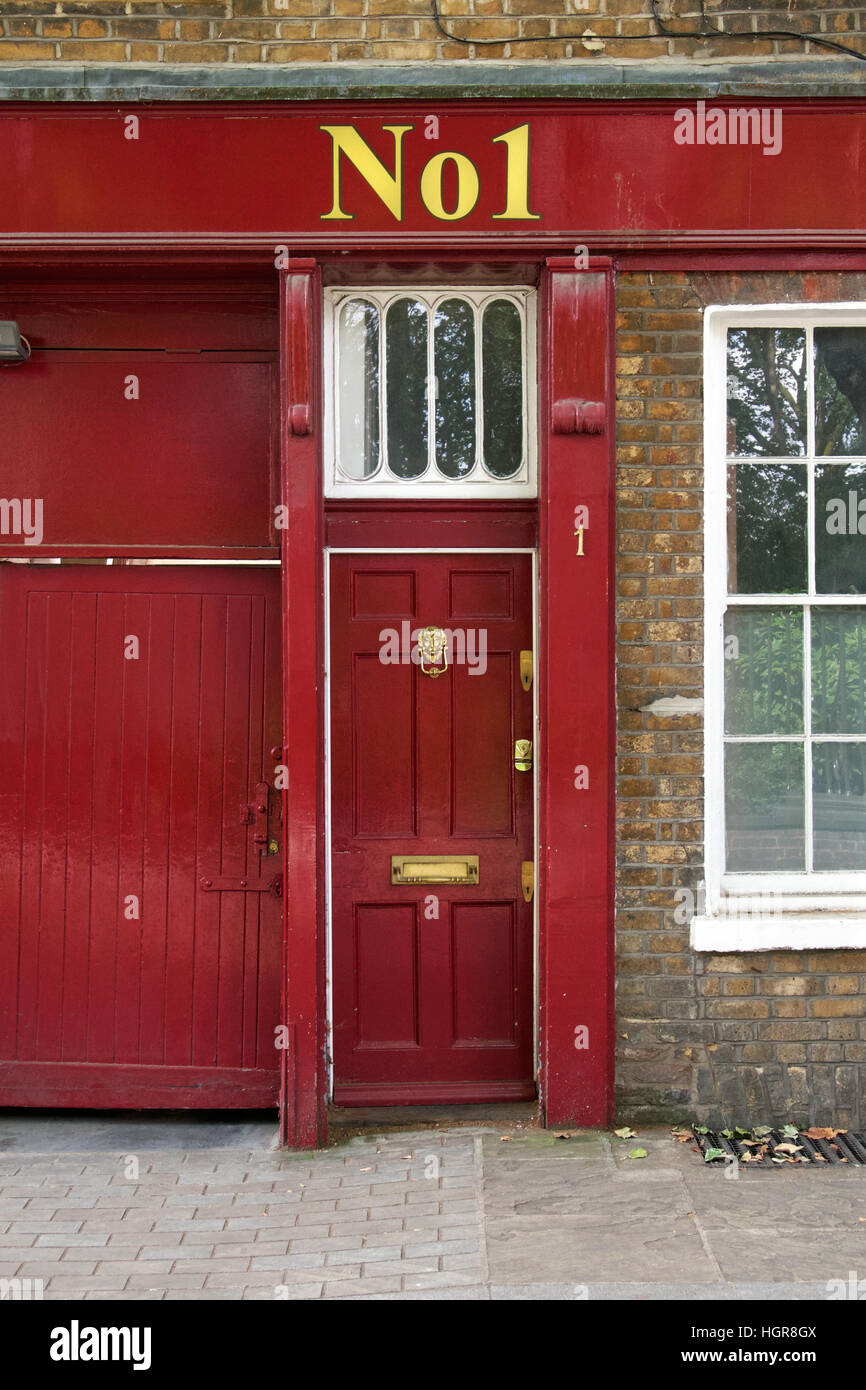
[615,270,866,1130]
[0,1,862,65]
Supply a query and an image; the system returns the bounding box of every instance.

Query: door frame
[278,257,616,1147]
[324,546,540,1102]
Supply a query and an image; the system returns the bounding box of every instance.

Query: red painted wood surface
[0,102,864,248]
[325,502,537,552]
[538,261,615,1127]
[0,289,279,558]
[330,552,535,1105]
[279,262,327,1148]
[0,566,283,1108]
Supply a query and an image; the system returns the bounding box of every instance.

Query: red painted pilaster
[279,259,327,1148]
[538,258,616,1127]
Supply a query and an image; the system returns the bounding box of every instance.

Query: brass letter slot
[391,854,479,886]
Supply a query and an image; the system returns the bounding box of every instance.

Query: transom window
[324,287,536,497]
[702,305,866,948]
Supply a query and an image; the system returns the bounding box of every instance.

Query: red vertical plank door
[0,565,283,1107]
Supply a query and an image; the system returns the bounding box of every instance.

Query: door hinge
[200,874,283,897]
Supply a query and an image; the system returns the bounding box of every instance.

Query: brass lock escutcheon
[514,739,532,773]
[520,650,533,692]
[521,861,534,903]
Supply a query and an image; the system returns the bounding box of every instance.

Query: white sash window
[698,304,866,950]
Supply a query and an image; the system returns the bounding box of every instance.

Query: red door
[0,566,282,1108]
[330,552,535,1105]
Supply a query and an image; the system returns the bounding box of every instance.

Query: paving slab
[0,1116,863,1300]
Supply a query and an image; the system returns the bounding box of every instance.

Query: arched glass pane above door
[326,287,536,497]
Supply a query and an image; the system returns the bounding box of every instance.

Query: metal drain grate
[689,1127,866,1167]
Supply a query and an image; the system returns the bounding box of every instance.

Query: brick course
[614,270,866,1131]
[0,1,863,64]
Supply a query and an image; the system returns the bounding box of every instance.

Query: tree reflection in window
[435,298,476,478]
[726,328,806,457]
[723,318,866,874]
[386,298,429,479]
[816,328,866,455]
[483,300,523,478]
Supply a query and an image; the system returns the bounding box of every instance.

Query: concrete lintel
[0,59,865,103]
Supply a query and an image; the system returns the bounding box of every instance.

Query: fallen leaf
[703,1147,725,1163]
[774,1143,803,1155]
[499,1135,512,1142]
[627,1147,647,1159]
[614,1126,637,1139]
[804,1126,846,1140]
[752,1125,773,1138]
[781,1124,800,1139]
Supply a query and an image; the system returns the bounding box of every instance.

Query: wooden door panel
[330,552,535,1104]
[449,567,513,619]
[451,655,514,836]
[0,566,282,1108]
[451,903,521,1048]
[351,654,417,840]
[354,905,420,1048]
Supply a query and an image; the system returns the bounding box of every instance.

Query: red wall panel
[0,354,275,552]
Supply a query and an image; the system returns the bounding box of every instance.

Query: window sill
[691,915,866,952]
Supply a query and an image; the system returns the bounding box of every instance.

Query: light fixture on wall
[0,322,31,363]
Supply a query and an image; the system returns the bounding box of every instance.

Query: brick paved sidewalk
[1,1124,864,1300]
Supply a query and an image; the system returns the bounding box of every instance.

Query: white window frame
[695,302,866,952]
[323,285,537,499]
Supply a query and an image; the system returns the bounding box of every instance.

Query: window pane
[386,298,429,479]
[434,298,476,478]
[727,464,807,594]
[815,327,866,455]
[725,742,805,871]
[813,743,866,870]
[815,463,866,594]
[338,299,379,479]
[811,607,866,734]
[482,299,523,478]
[726,327,807,458]
[724,608,803,736]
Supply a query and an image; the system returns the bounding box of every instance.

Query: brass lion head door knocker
[418,625,449,678]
